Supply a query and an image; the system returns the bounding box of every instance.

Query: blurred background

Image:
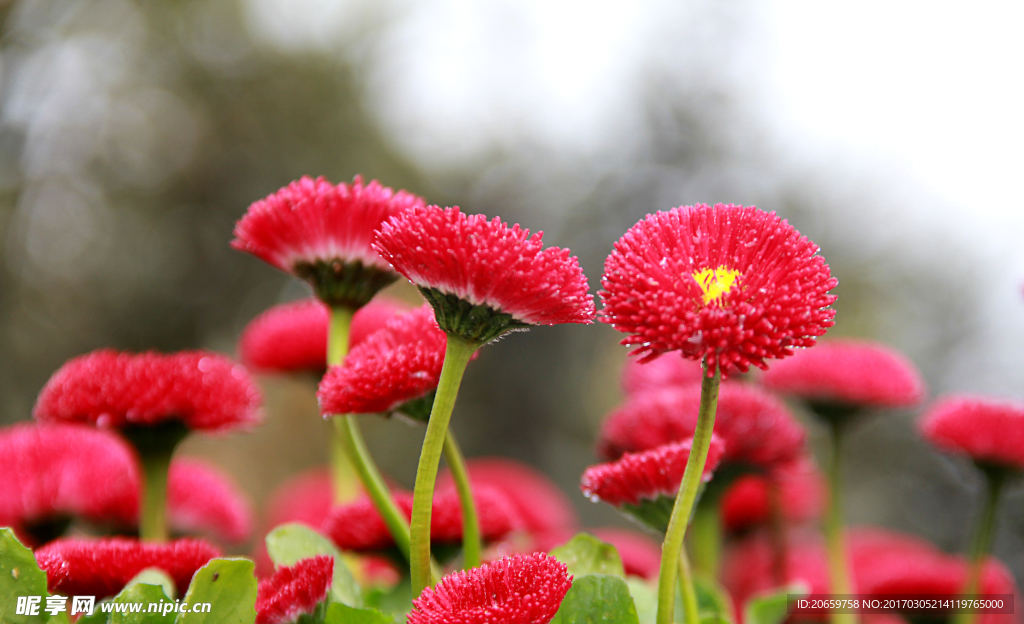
[1,0,1022,575]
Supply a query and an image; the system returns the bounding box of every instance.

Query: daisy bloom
[321,486,521,554]
[374,205,595,344]
[720,458,825,535]
[760,339,926,419]
[255,556,333,624]
[622,353,704,397]
[34,349,261,434]
[591,528,662,580]
[264,469,335,531]
[580,438,724,532]
[722,530,830,613]
[35,536,221,599]
[600,204,837,377]
[408,553,572,624]
[166,459,253,544]
[233,175,425,308]
[598,383,806,476]
[920,395,1024,472]
[239,297,408,374]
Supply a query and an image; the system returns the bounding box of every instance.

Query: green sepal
[0,527,53,624]
[294,260,398,309]
[549,533,626,578]
[265,523,362,607]
[621,482,712,535]
[388,392,435,424]
[419,287,529,344]
[550,574,640,624]
[175,558,256,624]
[743,585,808,624]
[324,603,395,624]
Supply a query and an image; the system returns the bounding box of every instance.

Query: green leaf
[111,582,175,624]
[324,603,394,624]
[125,568,177,600]
[363,578,411,621]
[743,585,808,624]
[175,558,256,624]
[77,610,111,624]
[550,574,639,624]
[0,528,51,624]
[693,575,733,623]
[549,533,626,578]
[265,523,362,607]
[625,578,658,624]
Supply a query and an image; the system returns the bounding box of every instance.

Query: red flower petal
[622,353,704,396]
[591,528,662,580]
[409,553,572,624]
[598,382,805,470]
[35,537,220,599]
[580,438,724,507]
[599,204,837,377]
[167,459,253,544]
[321,486,521,552]
[920,395,1024,470]
[264,469,335,531]
[233,176,424,275]
[239,298,410,374]
[374,205,595,326]
[760,339,925,408]
[255,556,333,624]
[34,349,261,433]
[719,458,825,534]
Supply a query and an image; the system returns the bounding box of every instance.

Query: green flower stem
[139,449,173,542]
[677,549,700,624]
[327,305,360,504]
[689,501,722,579]
[410,334,478,596]
[656,363,720,624]
[327,306,354,367]
[825,422,856,624]
[442,431,481,569]
[955,468,1006,624]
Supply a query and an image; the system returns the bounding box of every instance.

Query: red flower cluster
[167,459,253,544]
[255,556,333,624]
[580,438,724,507]
[760,339,925,408]
[34,349,261,433]
[437,457,579,535]
[409,553,572,624]
[598,383,805,470]
[318,305,447,417]
[264,469,335,531]
[322,486,521,552]
[621,353,704,396]
[0,423,137,535]
[919,395,1024,470]
[239,297,409,374]
[35,537,220,599]
[600,204,837,377]
[233,175,423,277]
[374,205,594,337]
[719,459,825,534]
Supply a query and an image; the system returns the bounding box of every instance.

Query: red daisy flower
[265,468,335,531]
[919,395,1024,471]
[166,459,253,544]
[239,297,410,374]
[233,176,425,308]
[597,383,806,472]
[591,528,662,580]
[255,556,333,624]
[0,423,137,542]
[722,530,830,614]
[33,349,261,433]
[408,553,572,624]
[580,438,724,509]
[760,339,925,410]
[318,304,448,418]
[438,457,579,535]
[35,537,221,599]
[322,486,521,553]
[621,353,704,396]
[374,205,595,344]
[599,204,837,377]
[719,458,825,534]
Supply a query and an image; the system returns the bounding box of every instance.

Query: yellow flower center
[692,266,741,304]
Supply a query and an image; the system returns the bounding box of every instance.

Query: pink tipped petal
[255,556,333,624]
[167,460,253,544]
[920,395,1024,470]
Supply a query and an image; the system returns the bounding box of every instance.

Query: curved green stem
[656,363,720,624]
[410,335,478,596]
[327,306,354,366]
[443,431,481,569]
[139,451,172,541]
[327,306,361,504]
[689,500,721,579]
[955,469,1006,624]
[678,549,700,624]
[825,423,856,624]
